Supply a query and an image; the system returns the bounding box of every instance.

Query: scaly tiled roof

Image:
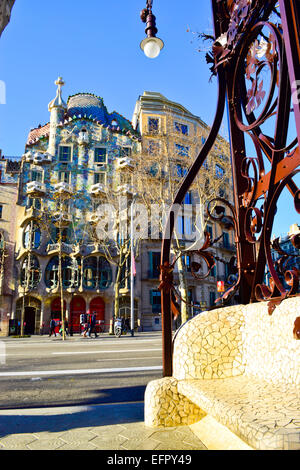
[27,123,50,145]
[67,93,135,132]
[67,93,108,123]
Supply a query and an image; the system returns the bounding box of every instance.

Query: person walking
[80,313,88,337]
[125,317,130,332]
[84,313,91,338]
[49,318,56,337]
[88,312,98,338]
[60,320,69,336]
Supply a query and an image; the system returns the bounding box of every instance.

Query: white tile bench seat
[178,376,300,450]
[145,297,300,450]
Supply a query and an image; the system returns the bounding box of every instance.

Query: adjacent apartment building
[0,155,20,335]
[132,91,235,329]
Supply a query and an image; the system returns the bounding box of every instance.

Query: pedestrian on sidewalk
[59,320,69,336]
[49,318,56,337]
[125,317,130,332]
[80,313,87,335]
[81,313,89,337]
[88,312,98,338]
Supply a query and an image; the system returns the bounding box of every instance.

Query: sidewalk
[0,331,163,343]
[0,402,207,450]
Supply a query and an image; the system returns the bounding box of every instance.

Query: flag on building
[132,252,136,277]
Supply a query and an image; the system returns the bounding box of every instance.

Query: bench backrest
[173,297,300,386]
[242,297,300,385]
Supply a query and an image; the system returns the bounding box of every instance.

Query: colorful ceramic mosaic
[144,297,300,450]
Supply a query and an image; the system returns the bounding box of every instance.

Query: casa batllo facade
[14,78,141,334]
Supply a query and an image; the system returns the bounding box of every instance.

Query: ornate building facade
[6,81,236,334]
[132,91,236,329]
[13,78,140,334]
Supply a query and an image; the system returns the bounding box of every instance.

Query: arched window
[83,257,97,289]
[62,257,78,289]
[98,257,112,289]
[20,255,41,288]
[45,256,58,289]
[23,222,41,250]
[45,256,79,289]
[83,257,112,290]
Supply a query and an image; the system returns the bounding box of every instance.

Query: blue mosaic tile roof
[67,94,108,123]
[67,93,135,132]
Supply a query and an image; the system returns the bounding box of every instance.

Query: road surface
[0,332,163,409]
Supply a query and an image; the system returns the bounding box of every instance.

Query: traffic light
[217,280,225,292]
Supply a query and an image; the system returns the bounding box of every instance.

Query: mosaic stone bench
[144,297,300,450]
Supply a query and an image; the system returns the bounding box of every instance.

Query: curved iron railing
[160,0,300,376]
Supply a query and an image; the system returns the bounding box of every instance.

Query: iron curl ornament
[160,0,300,376]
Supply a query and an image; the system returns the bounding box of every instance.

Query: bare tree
[136,107,232,324]
[88,161,146,324]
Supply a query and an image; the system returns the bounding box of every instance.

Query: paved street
[0,332,163,409]
[0,332,208,451]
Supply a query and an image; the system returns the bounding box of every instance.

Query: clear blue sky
[0,0,217,153]
[0,0,298,237]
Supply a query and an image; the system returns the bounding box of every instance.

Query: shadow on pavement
[0,384,150,411]
[83,384,147,405]
[0,400,145,439]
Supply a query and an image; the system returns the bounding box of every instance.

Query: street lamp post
[140,0,164,59]
[130,198,136,337]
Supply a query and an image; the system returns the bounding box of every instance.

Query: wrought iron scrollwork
[160,0,300,376]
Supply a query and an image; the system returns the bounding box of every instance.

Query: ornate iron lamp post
[140,0,164,58]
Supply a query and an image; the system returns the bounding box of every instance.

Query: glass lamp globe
[140,37,164,59]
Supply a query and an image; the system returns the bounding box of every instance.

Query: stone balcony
[46,242,74,255]
[33,152,53,164]
[23,151,53,164]
[53,182,73,196]
[89,183,106,197]
[116,157,134,170]
[26,181,46,197]
[52,211,72,226]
